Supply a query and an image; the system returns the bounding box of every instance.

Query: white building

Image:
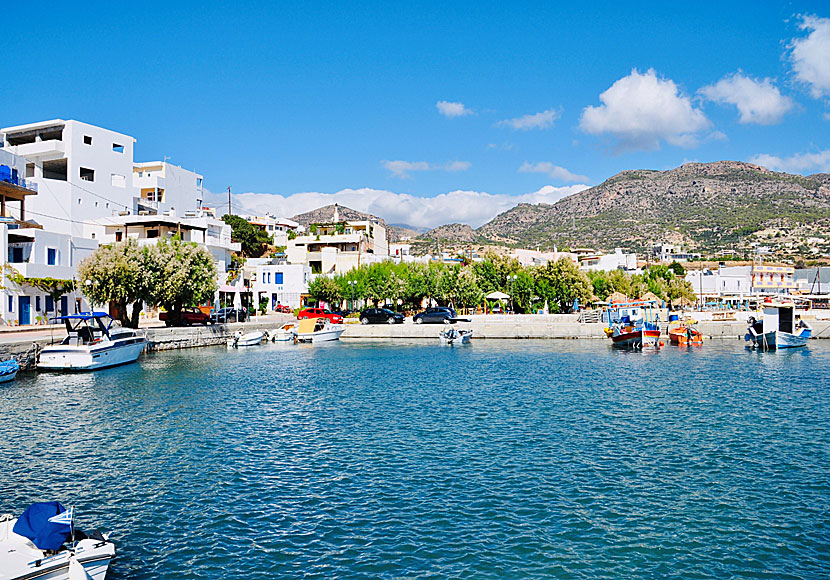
[243,215,299,247]
[287,215,389,274]
[133,161,204,216]
[1,222,98,325]
[686,266,752,298]
[252,262,311,310]
[85,212,240,274]
[579,248,638,272]
[510,248,578,267]
[1,119,138,238]
[653,243,701,262]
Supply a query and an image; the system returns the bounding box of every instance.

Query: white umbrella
[485,291,510,300]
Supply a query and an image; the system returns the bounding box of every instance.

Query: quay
[3,311,830,371]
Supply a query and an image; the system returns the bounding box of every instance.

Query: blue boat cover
[0,359,18,374]
[50,311,110,321]
[12,502,71,551]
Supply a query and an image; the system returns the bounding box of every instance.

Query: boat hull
[668,327,703,346]
[611,329,661,349]
[38,339,147,371]
[296,328,344,343]
[228,332,265,347]
[746,329,811,350]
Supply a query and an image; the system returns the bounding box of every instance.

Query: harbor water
[1,340,828,579]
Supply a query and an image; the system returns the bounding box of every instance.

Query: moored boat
[227,329,266,348]
[605,301,662,349]
[0,359,19,383]
[745,299,811,350]
[295,318,344,343]
[0,502,115,580]
[439,327,472,345]
[38,313,147,371]
[668,318,703,346]
[267,323,297,342]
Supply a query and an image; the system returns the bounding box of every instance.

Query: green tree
[534,258,593,313]
[453,265,483,311]
[668,261,686,276]
[308,275,343,306]
[145,237,218,320]
[78,240,149,328]
[221,214,271,257]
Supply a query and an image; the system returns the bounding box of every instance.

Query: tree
[221,214,271,257]
[534,258,592,313]
[308,276,342,306]
[453,265,483,311]
[145,237,218,320]
[78,240,148,328]
[668,261,686,276]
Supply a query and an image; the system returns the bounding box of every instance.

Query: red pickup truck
[160,307,212,326]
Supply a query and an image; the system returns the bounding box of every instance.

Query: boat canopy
[12,501,72,551]
[49,311,111,321]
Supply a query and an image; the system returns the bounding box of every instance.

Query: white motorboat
[0,359,19,383]
[38,313,147,371]
[268,323,297,342]
[295,318,344,343]
[0,502,115,580]
[227,329,266,348]
[439,327,473,345]
[745,300,812,350]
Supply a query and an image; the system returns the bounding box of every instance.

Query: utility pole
[227,186,232,216]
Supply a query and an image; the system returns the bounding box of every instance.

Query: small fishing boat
[745,299,811,350]
[38,312,147,371]
[0,359,19,383]
[439,327,473,345]
[0,502,115,580]
[605,301,662,349]
[668,317,703,346]
[268,323,297,342]
[227,329,266,348]
[295,318,344,343]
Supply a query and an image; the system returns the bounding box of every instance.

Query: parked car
[274,304,292,313]
[297,307,344,324]
[160,306,212,326]
[211,307,248,323]
[413,306,457,324]
[359,307,405,324]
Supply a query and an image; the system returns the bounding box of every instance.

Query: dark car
[212,307,248,323]
[160,306,212,327]
[413,306,457,324]
[359,307,405,324]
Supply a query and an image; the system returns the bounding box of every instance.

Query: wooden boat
[745,299,811,350]
[606,301,662,349]
[668,318,703,346]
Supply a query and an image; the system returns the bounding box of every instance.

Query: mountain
[418,223,480,243]
[477,161,830,252]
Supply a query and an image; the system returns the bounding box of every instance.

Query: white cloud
[436,100,473,117]
[789,15,830,100]
[699,72,794,124]
[204,184,590,230]
[382,160,471,179]
[518,161,589,182]
[498,108,560,130]
[580,68,710,151]
[750,150,830,174]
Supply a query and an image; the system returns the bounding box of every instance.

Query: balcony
[4,140,65,161]
[12,262,75,280]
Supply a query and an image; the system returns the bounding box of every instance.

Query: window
[196,178,202,186]
[10,247,23,263]
[115,231,123,242]
[112,143,124,153]
[26,163,34,178]
[8,296,12,312]
[83,135,92,145]
[45,296,53,312]
[275,272,283,284]
[146,229,159,239]
[36,296,41,311]
[91,233,96,239]
[78,198,82,204]
[47,248,57,266]
[111,174,126,188]
[79,167,95,182]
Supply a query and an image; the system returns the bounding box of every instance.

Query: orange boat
[668,324,703,346]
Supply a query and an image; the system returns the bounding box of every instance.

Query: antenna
[227,186,232,216]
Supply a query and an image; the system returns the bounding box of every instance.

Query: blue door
[60,296,68,317]
[19,296,31,326]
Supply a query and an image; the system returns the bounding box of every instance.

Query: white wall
[253,263,311,309]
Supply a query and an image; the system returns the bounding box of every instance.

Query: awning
[485,291,510,300]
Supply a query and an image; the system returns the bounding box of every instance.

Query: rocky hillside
[477,161,830,252]
[292,204,387,228]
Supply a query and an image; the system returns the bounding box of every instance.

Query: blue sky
[3,1,830,228]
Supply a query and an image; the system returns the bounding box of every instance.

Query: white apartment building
[85,212,240,274]
[1,222,98,325]
[133,161,204,216]
[1,120,138,238]
[579,248,638,272]
[243,215,299,247]
[252,262,311,310]
[287,218,389,274]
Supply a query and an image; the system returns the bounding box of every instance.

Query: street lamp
[348,280,357,311]
[508,275,518,313]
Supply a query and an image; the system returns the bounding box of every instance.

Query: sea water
[0,340,827,579]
